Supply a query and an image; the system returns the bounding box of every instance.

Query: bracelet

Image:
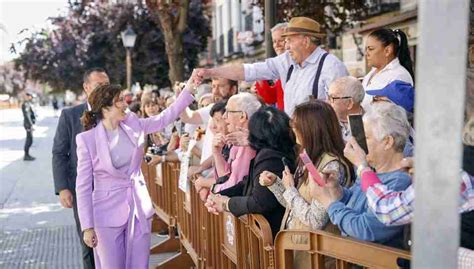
[356,163,370,178]
[223,198,230,212]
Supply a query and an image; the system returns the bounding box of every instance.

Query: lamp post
[121,25,137,91]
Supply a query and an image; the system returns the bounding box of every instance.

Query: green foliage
[13,1,209,93]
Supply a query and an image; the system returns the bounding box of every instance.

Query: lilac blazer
[75,90,194,232]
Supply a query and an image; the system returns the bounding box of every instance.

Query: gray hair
[229,93,262,119]
[271,22,288,33]
[363,102,410,152]
[330,76,365,104]
[308,36,321,46]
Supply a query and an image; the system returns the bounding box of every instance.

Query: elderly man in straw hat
[195,17,349,116]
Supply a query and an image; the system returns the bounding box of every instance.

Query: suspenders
[285,52,329,99]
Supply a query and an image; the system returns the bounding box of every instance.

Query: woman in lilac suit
[75,74,197,269]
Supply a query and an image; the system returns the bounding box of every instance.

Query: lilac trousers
[93,216,151,269]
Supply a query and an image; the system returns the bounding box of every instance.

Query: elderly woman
[210,93,261,192]
[311,102,411,248]
[205,106,297,237]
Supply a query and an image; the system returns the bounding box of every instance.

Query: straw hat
[281,17,326,38]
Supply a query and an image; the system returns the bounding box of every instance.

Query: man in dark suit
[52,68,109,269]
[22,92,36,161]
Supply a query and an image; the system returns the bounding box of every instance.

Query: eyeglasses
[223,110,245,118]
[328,95,352,103]
[225,110,243,114]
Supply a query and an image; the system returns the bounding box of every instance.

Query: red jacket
[255,79,284,111]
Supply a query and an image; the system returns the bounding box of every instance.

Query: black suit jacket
[22,101,35,129]
[52,103,87,195]
[220,148,288,238]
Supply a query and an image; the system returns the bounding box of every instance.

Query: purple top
[106,127,135,173]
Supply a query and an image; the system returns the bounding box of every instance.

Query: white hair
[229,93,262,119]
[363,102,410,152]
[271,22,288,33]
[330,76,365,104]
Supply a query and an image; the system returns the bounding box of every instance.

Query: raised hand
[212,133,226,154]
[185,69,201,94]
[225,127,249,146]
[195,68,213,85]
[259,171,278,186]
[282,166,295,189]
[400,157,414,178]
[344,137,368,167]
[310,171,343,209]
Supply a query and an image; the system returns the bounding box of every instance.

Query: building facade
[341,0,418,77]
[205,0,420,77]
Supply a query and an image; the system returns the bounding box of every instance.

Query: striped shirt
[363,170,474,226]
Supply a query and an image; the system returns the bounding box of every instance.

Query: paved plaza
[0,107,173,268]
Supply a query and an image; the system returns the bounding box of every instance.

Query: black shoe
[24,155,36,161]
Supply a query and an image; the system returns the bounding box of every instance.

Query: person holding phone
[258,100,353,268]
[75,71,199,269]
[310,101,412,249]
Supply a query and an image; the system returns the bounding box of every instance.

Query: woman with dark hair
[259,100,354,268]
[75,72,197,269]
[362,28,414,108]
[205,106,297,237]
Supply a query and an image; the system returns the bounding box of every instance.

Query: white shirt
[200,120,214,165]
[244,47,349,116]
[197,104,213,126]
[361,58,413,108]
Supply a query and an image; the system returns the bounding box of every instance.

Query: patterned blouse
[268,160,347,230]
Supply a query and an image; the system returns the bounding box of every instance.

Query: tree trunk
[159,13,185,85]
[146,0,189,86]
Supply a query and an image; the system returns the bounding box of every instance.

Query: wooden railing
[143,160,412,269]
[142,162,180,254]
[274,230,411,269]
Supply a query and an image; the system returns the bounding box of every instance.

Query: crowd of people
[50,16,473,269]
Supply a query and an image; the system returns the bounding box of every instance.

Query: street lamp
[121,25,137,91]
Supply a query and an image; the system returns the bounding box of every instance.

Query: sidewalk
[0,107,177,268]
[0,107,82,268]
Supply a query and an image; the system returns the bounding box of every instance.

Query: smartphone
[299,149,325,187]
[281,157,291,169]
[348,114,369,154]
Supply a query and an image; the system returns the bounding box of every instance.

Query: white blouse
[361,58,414,108]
